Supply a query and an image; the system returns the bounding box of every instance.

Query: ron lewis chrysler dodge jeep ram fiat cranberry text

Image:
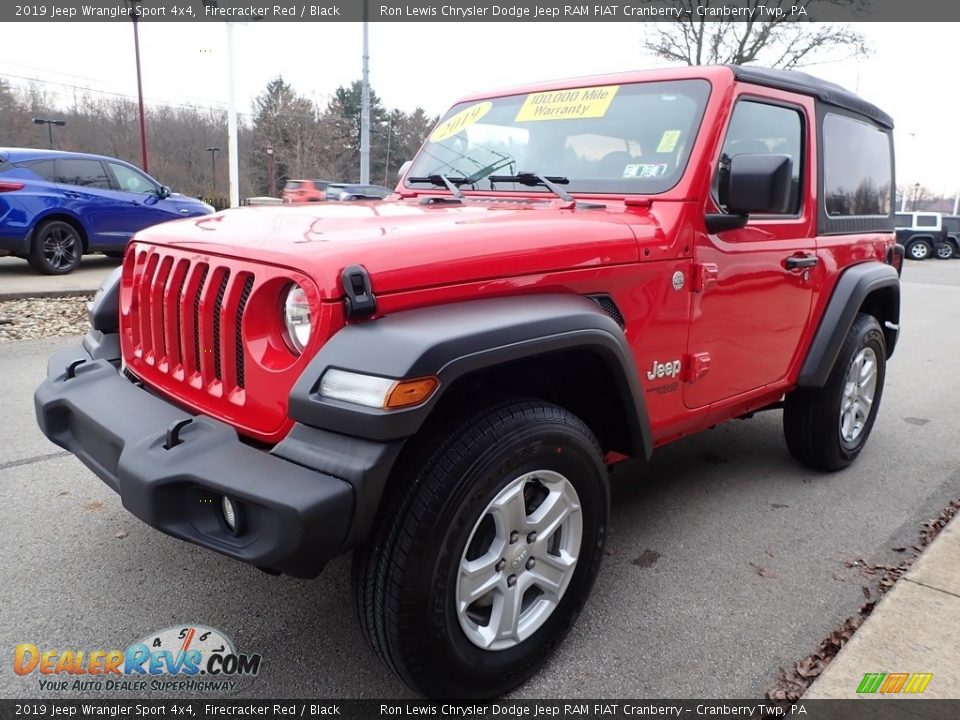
[35,65,902,698]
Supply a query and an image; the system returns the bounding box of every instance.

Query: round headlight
[282,283,311,354]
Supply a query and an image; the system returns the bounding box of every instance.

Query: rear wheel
[936,243,954,260]
[906,240,931,260]
[28,219,82,274]
[352,400,608,698]
[783,314,886,471]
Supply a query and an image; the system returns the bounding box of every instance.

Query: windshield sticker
[623,163,668,179]
[656,130,682,153]
[430,101,493,143]
[515,85,620,122]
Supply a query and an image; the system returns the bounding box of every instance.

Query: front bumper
[34,344,355,578]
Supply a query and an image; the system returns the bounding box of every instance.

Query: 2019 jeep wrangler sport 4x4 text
[35,65,903,698]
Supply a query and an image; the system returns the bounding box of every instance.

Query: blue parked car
[0,148,214,274]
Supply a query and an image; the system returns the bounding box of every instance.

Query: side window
[915,214,937,228]
[823,114,892,217]
[55,159,111,190]
[894,213,912,227]
[716,100,803,215]
[109,162,156,194]
[24,159,56,181]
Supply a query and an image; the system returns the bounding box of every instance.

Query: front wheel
[352,400,608,698]
[783,314,886,471]
[28,219,82,274]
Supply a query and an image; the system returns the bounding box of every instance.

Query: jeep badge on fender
[35,65,901,699]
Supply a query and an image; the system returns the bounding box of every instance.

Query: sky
[2,21,956,194]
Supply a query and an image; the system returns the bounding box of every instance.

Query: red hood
[132,198,661,299]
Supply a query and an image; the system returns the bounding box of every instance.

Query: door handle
[784,254,819,270]
[62,191,81,199]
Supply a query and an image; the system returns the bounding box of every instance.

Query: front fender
[287,294,653,457]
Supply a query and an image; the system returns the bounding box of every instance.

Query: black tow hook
[65,359,86,379]
[163,418,194,450]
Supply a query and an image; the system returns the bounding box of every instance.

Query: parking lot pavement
[1,262,959,699]
[0,255,119,300]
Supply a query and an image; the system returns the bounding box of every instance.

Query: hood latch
[341,265,377,319]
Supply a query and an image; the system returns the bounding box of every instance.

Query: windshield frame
[405,78,713,198]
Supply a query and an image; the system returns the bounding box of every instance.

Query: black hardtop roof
[727,65,894,129]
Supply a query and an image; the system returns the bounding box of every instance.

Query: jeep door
[684,88,816,409]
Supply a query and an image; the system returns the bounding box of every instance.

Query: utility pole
[383,117,392,186]
[360,3,370,184]
[127,0,149,171]
[266,146,275,196]
[226,22,240,208]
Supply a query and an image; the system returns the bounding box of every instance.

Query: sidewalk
[805,515,960,699]
[0,255,118,300]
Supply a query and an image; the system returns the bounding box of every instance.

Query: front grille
[235,276,254,389]
[127,247,253,397]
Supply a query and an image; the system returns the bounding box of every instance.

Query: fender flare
[797,262,900,388]
[287,294,653,459]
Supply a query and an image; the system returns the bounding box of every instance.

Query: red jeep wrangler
[35,65,902,698]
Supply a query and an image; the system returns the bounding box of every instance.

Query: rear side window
[55,159,111,190]
[823,114,892,217]
[20,159,56,181]
[916,214,938,228]
[894,213,911,227]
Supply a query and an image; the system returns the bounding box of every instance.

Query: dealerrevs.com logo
[14,625,262,693]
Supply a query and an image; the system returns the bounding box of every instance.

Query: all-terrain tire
[352,400,608,698]
[783,314,886,471]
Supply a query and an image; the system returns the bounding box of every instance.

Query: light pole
[266,146,275,197]
[912,182,921,211]
[207,147,220,193]
[32,118,65,149]
[125,0,149,171]
[360,3,370,184]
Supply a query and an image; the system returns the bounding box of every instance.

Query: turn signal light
[385,377,440,409]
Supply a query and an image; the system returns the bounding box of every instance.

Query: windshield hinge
[341,265,377,319]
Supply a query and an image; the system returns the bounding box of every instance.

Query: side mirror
[397,160,412,182]
[158,185,172,199]
[726,154,792,214]
[705,154,793,234]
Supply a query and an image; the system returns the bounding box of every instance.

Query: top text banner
[4,0,955,22]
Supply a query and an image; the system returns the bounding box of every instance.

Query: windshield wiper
[487,172,574,202]
[407,173,465,200]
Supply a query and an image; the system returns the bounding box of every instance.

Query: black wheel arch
[797,262,899,388]
[287,294,653,461]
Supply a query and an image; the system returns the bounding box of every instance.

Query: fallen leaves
[750,561,777,578]
[764,496,960,703]
[82,500,104,512]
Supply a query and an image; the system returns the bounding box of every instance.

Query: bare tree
[644,1,870,69]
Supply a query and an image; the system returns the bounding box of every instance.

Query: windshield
[407,79,711,196]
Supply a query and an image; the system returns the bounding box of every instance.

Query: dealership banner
[3,700,960,719]
[6,0,960,23]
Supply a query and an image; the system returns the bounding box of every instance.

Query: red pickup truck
[36,65,901,698]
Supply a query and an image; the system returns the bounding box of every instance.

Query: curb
[804,513,960,699]
[0,290,95,302]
